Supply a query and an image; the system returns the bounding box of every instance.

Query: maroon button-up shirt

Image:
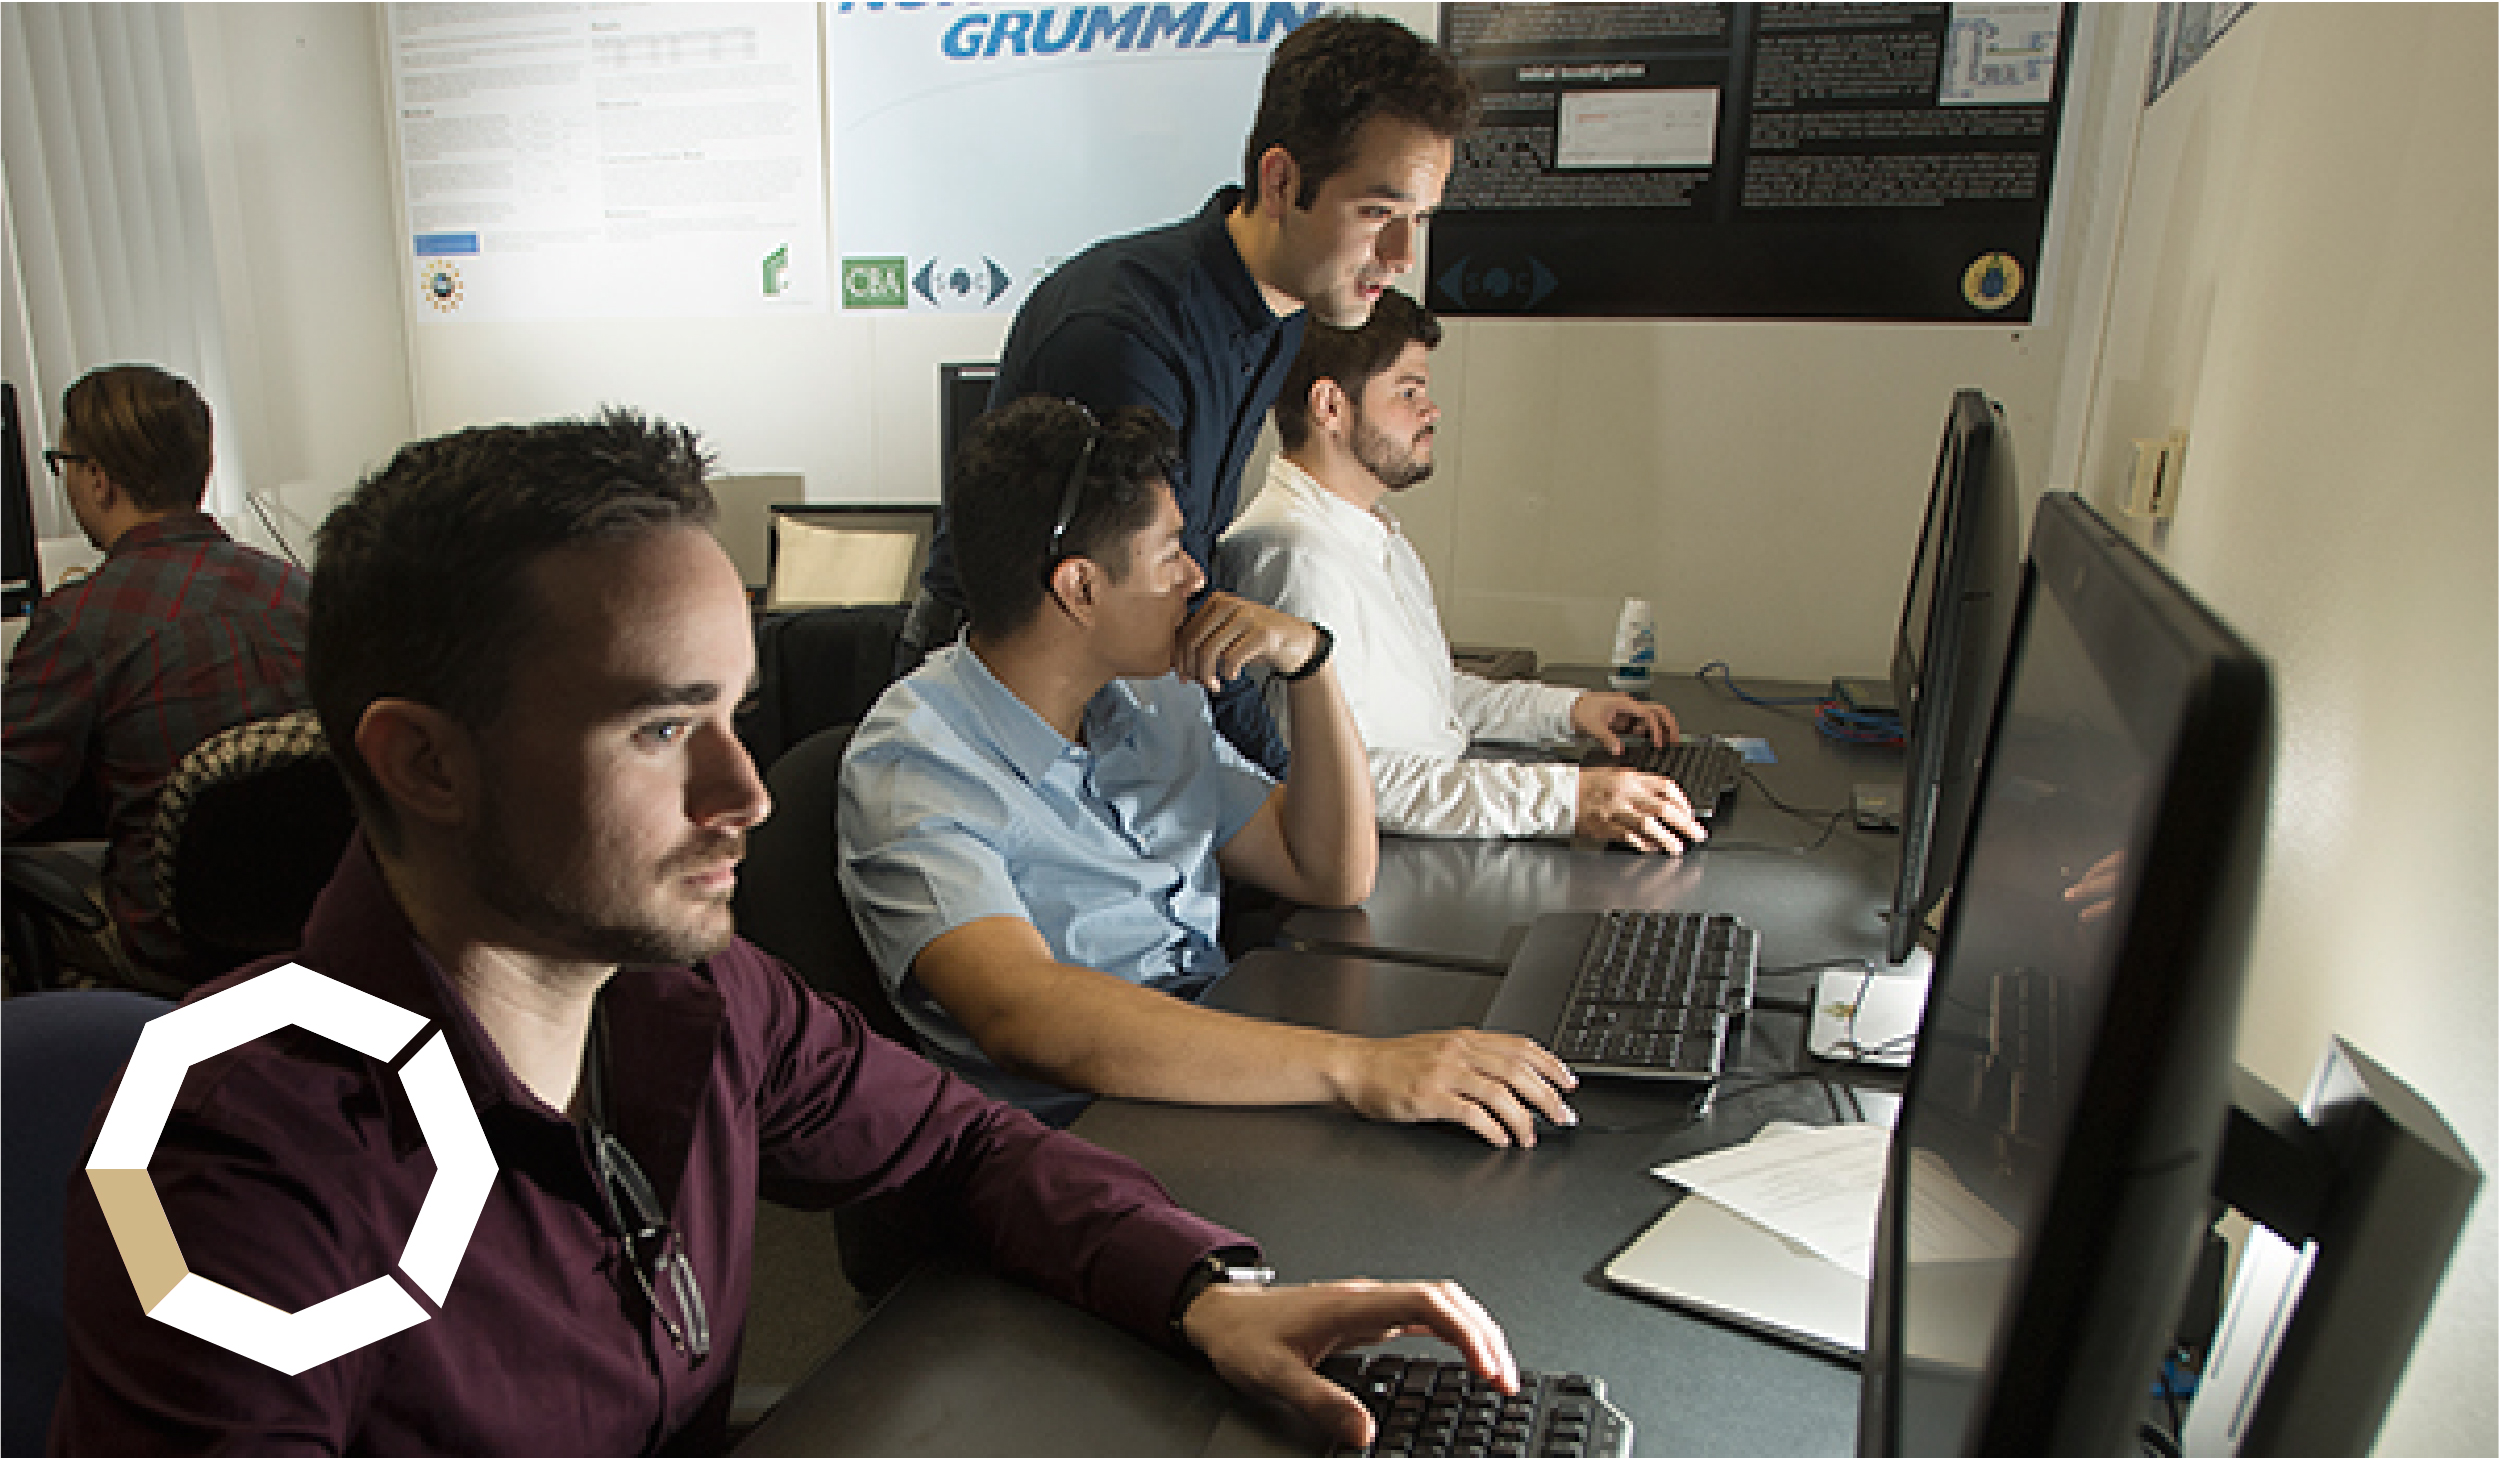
[53,838,1247,1454]
[2,512,309,971]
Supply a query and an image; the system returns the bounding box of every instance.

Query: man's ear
[1045,554,1100,627]
[78,467,123,516]
[354,699,480,833]
[1255,144,1299,215]
[1309,377,1352,439]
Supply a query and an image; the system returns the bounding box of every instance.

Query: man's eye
[638,720,691,747]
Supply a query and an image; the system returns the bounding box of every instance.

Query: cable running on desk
[1693,660,1902,746]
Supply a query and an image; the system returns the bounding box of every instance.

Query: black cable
[1759,956,1881,980]
[1728,767,1851,854]
[1695,661,1903,746]
[1694,661,1823,707]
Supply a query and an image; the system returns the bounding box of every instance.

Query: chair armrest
[3,845,109,933]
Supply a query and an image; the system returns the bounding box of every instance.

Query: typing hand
[1334,1029,1579,1147]
[1576,767,1706,853]
[1570,691,1678,755]
[1181,1279,1518,1451]
[1174,592,1322,692]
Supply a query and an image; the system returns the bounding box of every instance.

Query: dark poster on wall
[1427,3,2076,322]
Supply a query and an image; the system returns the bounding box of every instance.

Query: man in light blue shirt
[842,398,1578,1144]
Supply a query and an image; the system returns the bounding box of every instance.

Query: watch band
[1280,622,1334,682]
[1169,1253,1276,1339]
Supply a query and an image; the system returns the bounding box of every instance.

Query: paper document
[1654,1123,1891,1278]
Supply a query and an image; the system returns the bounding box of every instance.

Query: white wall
[184,3,414,553]
[2062,6,2496,1452]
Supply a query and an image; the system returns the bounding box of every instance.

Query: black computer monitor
[1858,492,2274,1454]
[1881,389,2023,966]
[940,362,997,487]
[3,381,44,618]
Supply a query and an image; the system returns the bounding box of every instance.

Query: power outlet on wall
[2126,429,2190,519]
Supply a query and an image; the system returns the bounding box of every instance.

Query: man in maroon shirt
[3,364,309,985]
[53,409,1516,1454]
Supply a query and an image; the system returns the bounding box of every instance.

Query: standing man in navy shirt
[902,13,1476,775]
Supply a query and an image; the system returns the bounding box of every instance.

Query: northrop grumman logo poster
[829,2,1324,314]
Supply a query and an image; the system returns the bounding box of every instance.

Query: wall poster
[1428,3,2076,321]
[388,4,828,324]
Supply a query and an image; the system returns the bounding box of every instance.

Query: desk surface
[740,673,1903,1457]
[1287,672,1908,973]
[742,948,1892,1457]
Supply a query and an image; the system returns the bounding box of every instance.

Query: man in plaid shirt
[3,364,309,985]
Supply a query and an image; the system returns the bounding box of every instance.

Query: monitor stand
[1808,949,1931,1068]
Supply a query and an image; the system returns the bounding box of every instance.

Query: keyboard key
[1325,1356,1632,1458]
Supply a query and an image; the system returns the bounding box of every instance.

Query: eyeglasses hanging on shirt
[583,1005,712,1362]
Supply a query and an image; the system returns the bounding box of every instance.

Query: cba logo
[842,257,909,310]
[87,965,497,1375]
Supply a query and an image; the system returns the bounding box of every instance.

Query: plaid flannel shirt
[3,512,310,971]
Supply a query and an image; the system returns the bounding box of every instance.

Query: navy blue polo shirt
[921,187,1307,771]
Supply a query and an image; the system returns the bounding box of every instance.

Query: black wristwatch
[1280,622,1334,682]
[1170,1251,1275,1339]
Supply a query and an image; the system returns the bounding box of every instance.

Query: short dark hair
[308,408,715,848]
[1274,287,1443,451]
[951,396,1179,638]
[61,364,214,511]
[1240,14,1476,213]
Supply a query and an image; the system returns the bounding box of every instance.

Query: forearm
[1370,751,1576,839]
[919,919,1374,1110]
[979,958,1369,1107]
[1272,663,1376,905]
[1449,671,1578,745]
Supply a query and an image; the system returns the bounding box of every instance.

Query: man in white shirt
[1217,290,1706,852]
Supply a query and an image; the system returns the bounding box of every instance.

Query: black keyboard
[1319,1352,1633,1458]
[1583,737,1745,821]
[1550,909,1760,1078]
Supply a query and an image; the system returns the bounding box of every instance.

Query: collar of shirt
[1192,184,1295,336]
[234,833,730,1213]
[104,510,229,560]
[929,642,1150,790]
[1265,456,1404,556]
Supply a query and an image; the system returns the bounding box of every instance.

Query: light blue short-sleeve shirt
[838,644,1277,1108]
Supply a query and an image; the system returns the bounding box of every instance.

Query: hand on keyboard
[1574,766,1706,853]
[1569,690,1679,754]
[1179,1278,1517,1452]
[1331,1029,1580,1147]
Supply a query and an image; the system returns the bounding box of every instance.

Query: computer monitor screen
[1883,389,2022,964]
[765,505,938,610]
[4,381,44,618]
[941,362,997,487]
[1858,492,2273,1454]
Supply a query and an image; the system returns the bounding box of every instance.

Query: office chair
[735,724,912,1044]
[736,604,909,777]
[733,723,941,1298]
[1,844,109,993]
[149,709,358,986]
[2,989,174,1455]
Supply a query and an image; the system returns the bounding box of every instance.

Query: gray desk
[739,673,1901,1456]
[740,950,1880,1457]
[1288,672,1907,973]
